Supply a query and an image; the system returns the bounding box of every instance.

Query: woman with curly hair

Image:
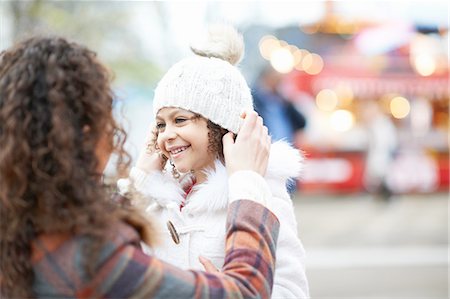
[120,25,309,299]
[0,36,279,298]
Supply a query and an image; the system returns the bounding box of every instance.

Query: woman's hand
[135,125,167,173]
[223,111,270,177]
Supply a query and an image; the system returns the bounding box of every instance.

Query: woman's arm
[100,199,279,299]
[31,197,279,299]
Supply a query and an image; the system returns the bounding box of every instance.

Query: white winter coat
[129,141,309,299]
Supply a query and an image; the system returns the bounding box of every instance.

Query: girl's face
[156,107,215,182]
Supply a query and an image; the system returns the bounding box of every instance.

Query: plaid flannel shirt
[31,199,279,298]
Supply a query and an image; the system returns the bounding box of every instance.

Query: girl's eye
[156,123,165,130]
[175,118,187,124]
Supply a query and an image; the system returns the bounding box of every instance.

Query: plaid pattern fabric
[31,199,279,298]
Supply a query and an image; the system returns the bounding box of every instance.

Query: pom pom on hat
[153,24,253,134]
[190,24,245,66]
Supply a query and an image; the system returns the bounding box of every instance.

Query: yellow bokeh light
[287,44,299,54]
[292,49,303,65]
[390,96,410,119]
[279,40,289,47]
[294,49,310,71]
[259,35,280,60]
[316,89,338,111]
[301,53,313,70]
[270,47,294,73]
[413,54,436,76]
[330,109,355,132]
[304,53,324,75]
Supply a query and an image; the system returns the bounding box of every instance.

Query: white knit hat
[152,25,253,134]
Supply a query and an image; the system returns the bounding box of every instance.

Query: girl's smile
[167,145,191,159]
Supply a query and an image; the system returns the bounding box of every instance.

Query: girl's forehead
[156,107,193,118]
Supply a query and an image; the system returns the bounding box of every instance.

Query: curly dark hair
[0,36,144,297]
[206,120,229,163]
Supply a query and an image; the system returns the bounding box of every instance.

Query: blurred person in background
[252,65,307,145]
[252,65,307,194]
[118,25,309,299]
[360,100,398,200]
[0,36,280,298]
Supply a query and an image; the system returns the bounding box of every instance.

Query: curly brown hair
[206,119,229,163]
[0,36,147,297]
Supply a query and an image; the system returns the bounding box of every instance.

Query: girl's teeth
[171,146,187,154]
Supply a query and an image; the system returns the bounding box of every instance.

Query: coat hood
[147,140,304,215]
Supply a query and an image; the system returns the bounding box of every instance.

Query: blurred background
[2,1,448,298]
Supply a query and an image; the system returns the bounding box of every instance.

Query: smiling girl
[120,25,309,298]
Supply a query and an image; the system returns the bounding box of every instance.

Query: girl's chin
[174,164,191,174]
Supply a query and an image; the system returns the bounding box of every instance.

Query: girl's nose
[159,125,177,144]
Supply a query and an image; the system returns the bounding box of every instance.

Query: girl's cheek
[156,139,169,156]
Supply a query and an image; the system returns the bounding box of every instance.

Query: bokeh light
[413,54,436,76]
[390,96,411,119]
[259,35,280,60]
[304,53,324,75]
[329,109,355,132]
[270,47,294,73]
[294,49,310,71]
[316,89,338,111]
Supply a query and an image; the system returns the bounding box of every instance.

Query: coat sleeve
[84,200,280,299]
[269,195,310,299]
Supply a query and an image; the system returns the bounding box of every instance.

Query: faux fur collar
[148,140,303,215]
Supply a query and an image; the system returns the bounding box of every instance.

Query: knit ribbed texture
[153,56,253,134]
